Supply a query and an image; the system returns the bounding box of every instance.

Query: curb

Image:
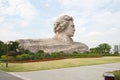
[8,72,32,80]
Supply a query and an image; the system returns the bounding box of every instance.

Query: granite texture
[17,15,88,53]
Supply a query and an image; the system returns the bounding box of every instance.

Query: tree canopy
[0,40,19,57]
[90,43,111,54]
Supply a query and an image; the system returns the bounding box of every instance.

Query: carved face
[64,21,75,37]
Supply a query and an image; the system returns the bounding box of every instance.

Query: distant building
[118,44,120,53]
[113,45,120,53]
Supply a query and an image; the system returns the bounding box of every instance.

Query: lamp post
[6,56,8,68]
[6,42,9,68]
[6,43,8,68]
[6,42,13,68]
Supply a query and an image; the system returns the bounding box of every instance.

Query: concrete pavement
[0,70,24,80]
[9,62,120,80]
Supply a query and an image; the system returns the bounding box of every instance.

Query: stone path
[0,70,23,80]
[8,62,120,80]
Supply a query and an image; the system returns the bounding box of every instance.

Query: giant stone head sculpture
[17,15,88,53]
[54,15,75,38]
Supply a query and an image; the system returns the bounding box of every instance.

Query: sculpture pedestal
[17,39,88,53]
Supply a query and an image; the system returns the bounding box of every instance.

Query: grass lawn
[0,56,120,72]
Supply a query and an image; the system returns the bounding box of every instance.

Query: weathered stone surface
[17,15,88,53]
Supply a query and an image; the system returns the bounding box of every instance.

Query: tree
[90,47,100,53]
[7,41,19,51]
[0,40,7,56]
[98,43,111,54]
[0,41,23,57]
[90,48,96,53]
[98,43,111,53]
[90,43,111,54]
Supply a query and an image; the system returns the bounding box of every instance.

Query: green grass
[113,70,120,80]
[0,56,120,72]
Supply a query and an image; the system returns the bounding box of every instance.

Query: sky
[0,0,120,48]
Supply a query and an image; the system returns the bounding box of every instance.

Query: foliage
[113,70,120,80]
[0,41,20,57]
[1,55,7,61]
[16,54,30,61]
[7,41,19,51]
[90,43,111,54]
[114,52,119,54]
[101,53,120,56]
[98,43,111,53]
[37,50,44,53]
[1,55,15,61]
[1,50,120,62]
[24,49,32,54]
[0,41,119,62]
[0,41,7,56]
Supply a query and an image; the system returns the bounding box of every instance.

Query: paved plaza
[6,62,120,80]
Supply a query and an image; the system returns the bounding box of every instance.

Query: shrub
[24,49,31,54]
[0,55,7,61]
[113,70,120,80]
[36,52,46,59]
[49,52,58,58]
[114,52,119,54]
[44,53,51,58]
[16,53,30,61]
[2,50,119,62]
[68,53,102,58]
[50,52,66,58]
[1,55,15,61]
[37,50,44,53]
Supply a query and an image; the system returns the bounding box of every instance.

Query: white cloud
[0,0,37,26]
[93,11,120,27]
[74,27,120,48]
[57,0,120,48]
[87,32,103,37]
[45,3,50,7]
[0,23,25,41]
[0,0,37,42]
[58,0,112,11]
[74,18,89,27]
[0,0,119,49]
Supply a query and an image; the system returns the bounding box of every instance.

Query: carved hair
[54,15,73,33]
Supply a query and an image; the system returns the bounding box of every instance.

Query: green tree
[90,48,96,53]
[98,43,111,54]
[90,43,111,54]
[90,47,100,53]
[0,40,7,56]
[7,41,19,51]
[0,41,20,57]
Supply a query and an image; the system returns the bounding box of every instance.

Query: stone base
[17,39,88,53]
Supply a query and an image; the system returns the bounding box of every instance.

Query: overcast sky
[0,0,120,48]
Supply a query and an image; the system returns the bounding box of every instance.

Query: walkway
[8,62,120,80]
[0,70,23,80]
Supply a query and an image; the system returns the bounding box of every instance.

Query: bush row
[113,70,120,80]
[0,51,120,62]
